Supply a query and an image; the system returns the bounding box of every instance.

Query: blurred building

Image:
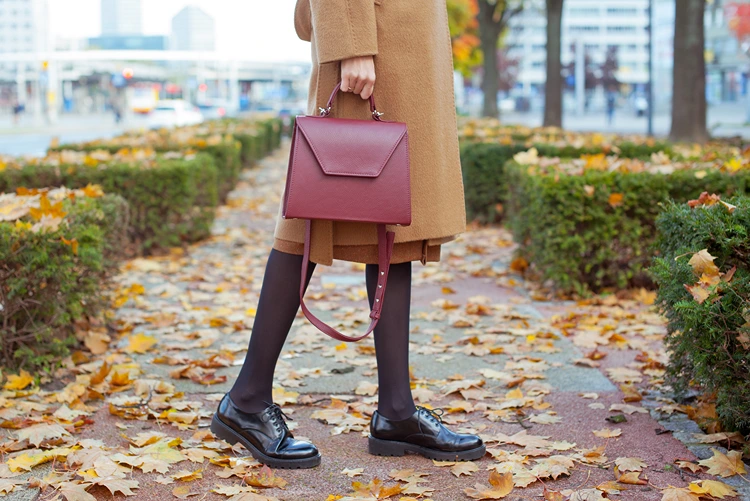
[171,6,216,51]
[508,1,651,95]
[0,0,50,56]
[87,35,168,51]
[101,0,143,36]
[704,0,749,103]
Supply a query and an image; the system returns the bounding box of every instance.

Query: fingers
[353,76,367,96]
[361,80,375,100]
[340,56,376,100]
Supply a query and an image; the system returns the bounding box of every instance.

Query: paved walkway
[3,142,748,501]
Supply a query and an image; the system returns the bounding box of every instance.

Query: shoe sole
[210,414,321,469]
[368,436,486,461]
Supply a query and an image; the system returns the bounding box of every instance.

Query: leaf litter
[0,145,746,500]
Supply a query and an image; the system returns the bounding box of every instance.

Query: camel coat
[273,0,466,265]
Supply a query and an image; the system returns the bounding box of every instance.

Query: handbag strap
[320,82,383,121]
[299,220,395,342]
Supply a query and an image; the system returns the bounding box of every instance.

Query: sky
[47,0,312,62]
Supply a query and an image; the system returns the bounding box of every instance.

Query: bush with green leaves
[653,197,750,434]
[504,157,750,295]
[0,190,129,371]
[0,152,219,254]
[460,141,669,222]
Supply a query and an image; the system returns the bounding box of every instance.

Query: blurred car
[148,100,204,129]
[197,99,236,120]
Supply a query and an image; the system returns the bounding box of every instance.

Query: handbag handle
[299,220,395,342]
[319,82,384,121]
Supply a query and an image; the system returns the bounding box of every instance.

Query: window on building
[531,61,544,68]
[607,7,638,16]
[607,26,637,34]
[569,25,599,33]
[568,7,600,16]
[585,43,600,51]
[532,44,545,51]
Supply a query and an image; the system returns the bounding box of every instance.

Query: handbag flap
[295,115,407,178]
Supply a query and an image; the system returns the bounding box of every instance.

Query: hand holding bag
[282,83,411,342]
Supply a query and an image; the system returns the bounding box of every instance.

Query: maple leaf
[354,381,378,396]
[58,481,97,501]
[342,468,364,477]
[566,489,607,500]
[674,460,702,473]
[244,465,287,488]
[16,423,70,447]
[609,403,648,414]
[123,333,158,354]
[688,479,738,499]
[529,413,562,425]
[660,487,701,501]
[3,370,34,390]
[172,485,198,499]
[614,457,647,472]
[685,283,710,304]
[94,477,139,496]
[451,461,479,477]
[688,249,720,277]
[8,448,74,472]
[697,448,747,477]
[172,469,203,482]
[692,431,746,444]
[0,480,19,495]
[614,466,647,485]
[463,471,513,500]
[213,485,259,496]
[592,428,621,438]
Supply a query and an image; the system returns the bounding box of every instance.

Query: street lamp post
[647,0,654,136]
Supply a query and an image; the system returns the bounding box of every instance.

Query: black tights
[229,249,417,421]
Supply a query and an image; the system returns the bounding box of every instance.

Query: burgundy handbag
[282,83,411,342]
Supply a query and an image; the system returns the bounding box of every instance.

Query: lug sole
[368,436,486,461]
[210,414,321,469]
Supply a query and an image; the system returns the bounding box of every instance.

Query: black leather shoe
[210,394,321,469]
[369,406,485,461]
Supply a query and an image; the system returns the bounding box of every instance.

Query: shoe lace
[416,405,444,425]
[263,402,292,434]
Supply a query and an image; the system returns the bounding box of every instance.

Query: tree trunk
[670,0,709,143]
[543,0,564,127]
[477,1,503,118]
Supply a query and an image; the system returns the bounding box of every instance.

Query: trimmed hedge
[0,189,129,371]
[505,158,750,294]
[0,153,219,254]
[653,197,750,434]
[51,118,284,200]
[460,141,669,222]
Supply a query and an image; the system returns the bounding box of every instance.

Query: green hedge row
[0,153,219,254]
[504,161,750,294]
[653,197,750,434]
[51,117,284,202]
[0,192,129,370]
[2,117,284,255]
[460,141,669,222]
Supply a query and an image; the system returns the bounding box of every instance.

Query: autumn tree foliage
[447,0,482,76]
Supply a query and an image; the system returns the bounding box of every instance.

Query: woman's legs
[366,261,418,421]
[229,249,316,414]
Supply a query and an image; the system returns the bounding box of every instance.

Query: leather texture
[215,394,319,460]
[370,407,484,453]
[282,83,411,342]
